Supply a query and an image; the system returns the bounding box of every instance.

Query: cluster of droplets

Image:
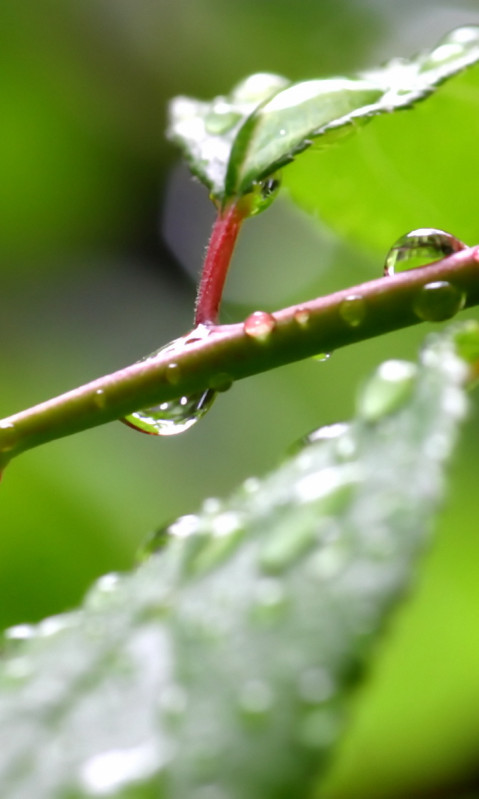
[123,325,220,436]
[384,228,467,321]
[124,227,469,439]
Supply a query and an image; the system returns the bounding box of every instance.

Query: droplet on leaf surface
[383,228,465,275]
[358,360,418,422]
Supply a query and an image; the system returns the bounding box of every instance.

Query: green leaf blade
[168,26,479,207]
[167,73,289,200]
[0,326,473,798]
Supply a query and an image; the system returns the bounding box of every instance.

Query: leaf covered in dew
[168,26,479,207]
[0,324,475,798]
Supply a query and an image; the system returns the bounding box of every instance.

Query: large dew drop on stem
[123,325,217,436]
[383,228,466,275]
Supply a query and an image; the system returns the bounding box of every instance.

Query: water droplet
[420,27,479,71]
[123,324,216,436]
[339,294,366,327]
[413,281,466,322]
[165,362,181,385]
[247,173,282,216]
[124,389,217,436]
[297,708,342,750]
[259,521,317,574]
[205,108,241,135]
[244,310,276,341]
[208,372,233,392]
[313,352,331,363]
[358,359,418,422]
[137,525,172,560]
[38,613,77,637]
[294,307,311,327]
[384,228,466,275]
[238,679,274,723]
[302,423,350,447]
[93,389,107,409]
[3,624,36,656]
[231,72,289,104]
[294,464,359,509]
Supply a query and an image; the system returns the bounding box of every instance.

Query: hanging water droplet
[123,324,216,436]
[413,281,466,322]
[313,352,331,363]
[124,389,217,436]
[205,108,242,135]
[165,362,181,385]
[244,310,276,341]
[247,173,282,216]
[339,295,366,327]
[93,389,107,409]
[384,228,466,276]
[358,360,418,422]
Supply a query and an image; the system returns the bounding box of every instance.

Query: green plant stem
[1,246,479,469]
[194,201,246,325]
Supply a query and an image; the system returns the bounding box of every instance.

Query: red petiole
[194,200,248,326]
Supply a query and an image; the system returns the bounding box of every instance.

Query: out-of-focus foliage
[1,2,479,797]
[0,326,471,799]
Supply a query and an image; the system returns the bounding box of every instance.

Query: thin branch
[0,245,478,468]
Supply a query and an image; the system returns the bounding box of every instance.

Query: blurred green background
[1,1,479,796]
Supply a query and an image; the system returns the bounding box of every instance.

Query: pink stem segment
[195,201,245,326]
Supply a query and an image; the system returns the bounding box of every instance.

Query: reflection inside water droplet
[125,390,216,436]
[413,281,466,322]
[246,173,282,216]
[122,325,217,436]
[384,228,466,276]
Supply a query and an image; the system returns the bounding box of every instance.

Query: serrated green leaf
[168,27,479,205]
[0,326,473,799]
[168,73,290,199]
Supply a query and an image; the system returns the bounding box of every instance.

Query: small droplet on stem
[244,311,276,342]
